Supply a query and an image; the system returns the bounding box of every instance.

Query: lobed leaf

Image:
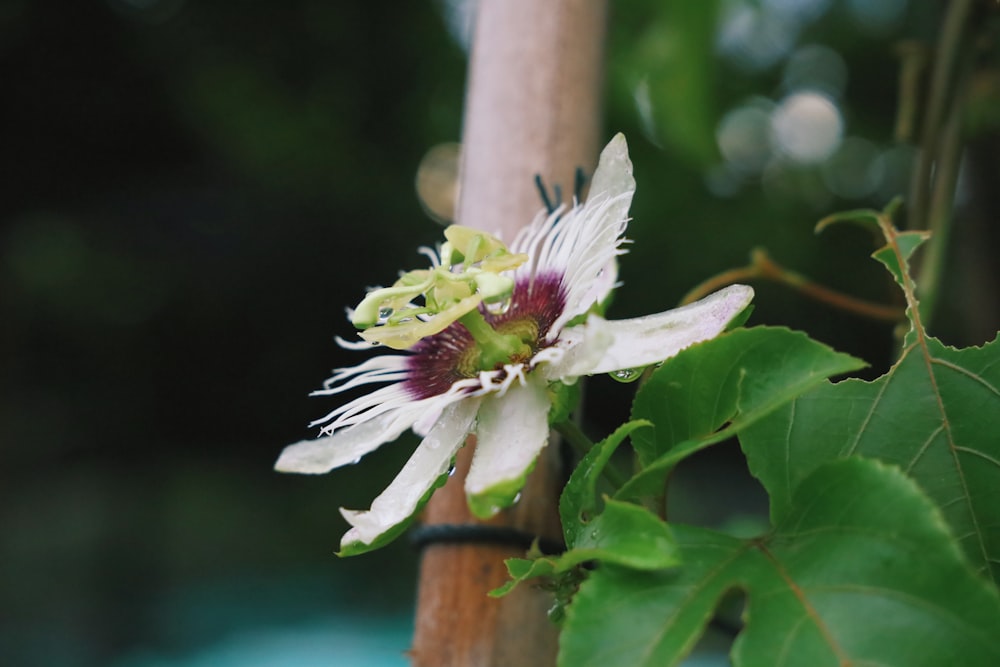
[560,458,1000,667]
[741,332,1000,583]
[743,206,1000,583]
[620,327,864,501]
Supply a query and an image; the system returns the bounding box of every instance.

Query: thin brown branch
[681,248,905,323]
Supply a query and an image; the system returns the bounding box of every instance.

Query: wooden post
[410,1,608,665]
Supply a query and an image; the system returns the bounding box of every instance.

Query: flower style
[275,134,754,553]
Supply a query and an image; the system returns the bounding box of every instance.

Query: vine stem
[917,73,969,329]
[907,0,975,232]
[906,0,977,331]
[680,248,905,322]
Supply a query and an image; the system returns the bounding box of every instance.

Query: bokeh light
[716,98,775,175]
[770,91,843,164]
[717,3,799,72]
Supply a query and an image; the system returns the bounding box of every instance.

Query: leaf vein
[954,445,1000,471]
[924,355,993,583]
[637,541,749,665]
[844,373,893,457]
[931,357,1000,397]
[757,543,852,665]
[904,425,944,474]
[784,399,796,502]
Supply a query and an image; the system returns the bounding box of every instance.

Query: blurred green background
[2,1,997,666]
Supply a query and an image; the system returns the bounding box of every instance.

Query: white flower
[275,134,754,553]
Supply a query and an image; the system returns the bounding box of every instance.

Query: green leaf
[490,557,558,598]
[492,500,678,598]
[745,204,1000,583]
[620,327,864,501]
[741,332,1000,583]
[494,420,670,598]
[570,499,679,570]
[560,458,1000,667]
[560,420,650,547]
[871,229,930,289]
[813,197,902,235]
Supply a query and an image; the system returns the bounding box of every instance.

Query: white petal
[465,376,550,517]
[547,284,755,379]
[547,135,636,333]
[587,133,635,225]
[274,409,422,475]
[410,377,482,436]
[275,403,426,474]
[340,396,481,546]
[508,136,635,325]
[537,326,607,383]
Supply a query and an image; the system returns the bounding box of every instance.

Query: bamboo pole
[410,1,608,665]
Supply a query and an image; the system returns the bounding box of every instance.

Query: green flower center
[350,225,528,351]
[458,309,534,372]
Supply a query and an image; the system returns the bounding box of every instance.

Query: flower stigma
[352,225,532,365]
[457,308,531,371]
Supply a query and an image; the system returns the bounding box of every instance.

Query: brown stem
[681,248,905,323]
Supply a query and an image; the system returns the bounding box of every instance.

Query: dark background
[2,1,997,666]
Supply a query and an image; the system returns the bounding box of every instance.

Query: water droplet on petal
[512,492,522,505]
[447,463,457,477]
[484,297,512,316]
[611,368,642,383]
[350,457,362,465]
[377,307,393,323]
